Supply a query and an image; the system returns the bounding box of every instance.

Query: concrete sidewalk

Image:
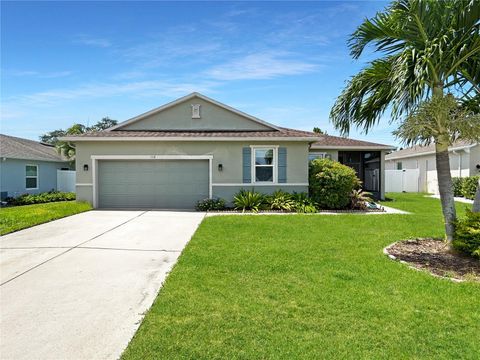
[0,210,205,360]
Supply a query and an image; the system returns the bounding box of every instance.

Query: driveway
[0,210,205,360]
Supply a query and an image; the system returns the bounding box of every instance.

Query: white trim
[59,136,318,142]
[385,144,477,161]
[107,92,280,132]
[90,155,212,208]
[251,146,277,184]
[312,145,395,150]
[91,155,213,160]
[76,183,93,186]
[25,164,39,190]
[212,183,309,187]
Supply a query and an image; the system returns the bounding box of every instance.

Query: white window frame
[25,164,39,190]
[308,152,329,162]
[251,145,278,184]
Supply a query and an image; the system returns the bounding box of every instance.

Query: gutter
[385,143,477,161]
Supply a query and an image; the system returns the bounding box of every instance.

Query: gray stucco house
[63,93,393,209]
[0,134,71,199]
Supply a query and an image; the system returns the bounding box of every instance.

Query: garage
[97,159,209,209]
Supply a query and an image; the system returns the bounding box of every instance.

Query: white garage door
[97,160,209,209]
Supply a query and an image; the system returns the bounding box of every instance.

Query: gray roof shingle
[0,134,67,162]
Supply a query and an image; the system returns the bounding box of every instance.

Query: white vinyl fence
[385,169,420,192]
[57,170,76,193]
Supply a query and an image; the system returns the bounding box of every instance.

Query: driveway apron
[0,210,205,360]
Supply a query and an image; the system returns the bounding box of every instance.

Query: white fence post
[57,170,76,193]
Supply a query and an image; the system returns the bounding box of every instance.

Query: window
[253,147,275,182]
[308,152,331,162]
[396,162,403,170]
[26,165,38,189]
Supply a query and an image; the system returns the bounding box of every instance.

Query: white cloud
[205,52,318,80]
[3,79,219,107]
[74,35,111,48]
[5,70,72,78]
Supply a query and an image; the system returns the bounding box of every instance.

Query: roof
[61,127,322,142]
[311,134,395,150]
[0,134,68,162]
[108,92,280,132]
[385,141,477,160]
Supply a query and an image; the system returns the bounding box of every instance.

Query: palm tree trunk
[473,180,480,213]
[435,140,456,242]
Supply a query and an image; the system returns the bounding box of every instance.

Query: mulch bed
[385,238,480,282]
[207,207,385,214]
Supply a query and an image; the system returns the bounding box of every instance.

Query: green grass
[123,193,479,359]
[0,201,92,235]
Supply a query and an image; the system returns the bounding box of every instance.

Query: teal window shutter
[242,147,252,183]
[278,147,287,183]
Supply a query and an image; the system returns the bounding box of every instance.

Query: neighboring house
[385,141,480,193]
[0,134,72,199]
[62,93,394,209]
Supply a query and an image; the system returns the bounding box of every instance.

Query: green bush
[452,177,464,197]
[6,191,76,206]
[233,190,264,212]
[461,176,480,200]
[291,192,317,213]
[195,198,226,211]
[453,209,480,259]
[309,159,361,209]
[265,190,296,211]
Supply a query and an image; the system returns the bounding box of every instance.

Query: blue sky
[1,0,399,145]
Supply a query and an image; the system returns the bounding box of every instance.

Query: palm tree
[330,0,480,242]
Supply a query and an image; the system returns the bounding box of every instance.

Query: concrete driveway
[0,210,205,360]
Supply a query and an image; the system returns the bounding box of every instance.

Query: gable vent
[191,104,201,119]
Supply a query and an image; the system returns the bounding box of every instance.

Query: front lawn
[122,193,479,359]
[0,201,92,235]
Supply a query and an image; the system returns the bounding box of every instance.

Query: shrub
[452,177,464,197]
[233,190,264,212]
[453,209,480,259]
[309,159,361,209]
[350,189,372,210]
[6,191,76,206]
[265,190,296,211]
[461,176,480,200]
[195,197,226,211]
[291,192,317,213]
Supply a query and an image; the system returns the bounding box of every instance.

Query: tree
[40,117,117,160]
[313,127,325,134]
[330,0,480,242]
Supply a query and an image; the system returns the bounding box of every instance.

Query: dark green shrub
[452,177,464,197]
[291,192,317,213]
[461,176,480,200]
[6,191,76,206]
[453,209,480,258]
[309,159,361,209]
[233,190,264,212]
[265,190,295,211]
[195,197,226,211]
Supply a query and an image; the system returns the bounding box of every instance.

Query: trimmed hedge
[453,209,480,258]
[309,159,361,209]
[6,191,76,206]
[461,176,480,200]
[451,177,464,197]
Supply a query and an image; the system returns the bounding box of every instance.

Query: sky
[1,0,400,146]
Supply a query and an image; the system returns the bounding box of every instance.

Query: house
[385,141,480,193]
[0,134,72,199]
[62,93,394,209]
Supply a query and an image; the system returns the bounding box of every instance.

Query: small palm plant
[350,189,372,210]
[265,190,296,211]
[233,190,264,213]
